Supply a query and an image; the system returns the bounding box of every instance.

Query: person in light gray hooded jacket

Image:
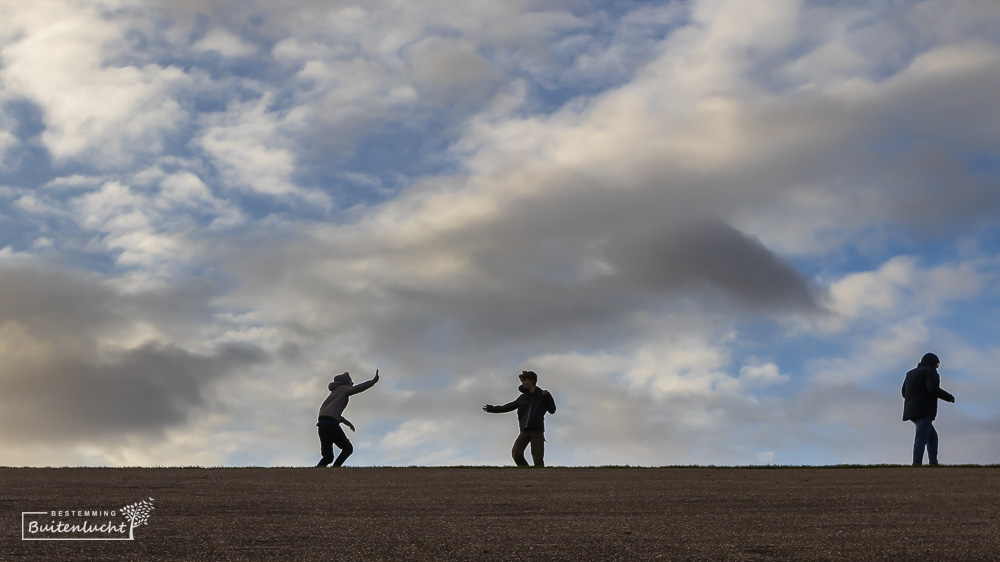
[316,369,380,467]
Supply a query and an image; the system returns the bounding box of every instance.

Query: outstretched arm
[347,369,380,396]
[484,399,519,413]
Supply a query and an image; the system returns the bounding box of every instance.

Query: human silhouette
[316,369,380,467]
[483,370,557,467]
[902,353,955,466]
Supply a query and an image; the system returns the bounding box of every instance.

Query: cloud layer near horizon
[1,0,999,466]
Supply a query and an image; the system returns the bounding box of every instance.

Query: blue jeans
[912,417,938,465]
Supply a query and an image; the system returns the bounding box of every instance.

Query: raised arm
[347,369,380,396]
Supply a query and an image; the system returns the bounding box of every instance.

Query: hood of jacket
[329,376,351,391]
[918,353,940,368]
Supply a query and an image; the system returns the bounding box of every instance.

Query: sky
[1,0,999,467]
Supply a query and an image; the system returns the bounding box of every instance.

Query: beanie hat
[333,373,352,384]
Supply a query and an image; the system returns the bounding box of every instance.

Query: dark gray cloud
[217,211,822,384]
[0,263,120,339]
[0,342,266,444]
[0,261,225,345]
[368,219,823,362]
[0,261,268,445]
[604,220,822,311]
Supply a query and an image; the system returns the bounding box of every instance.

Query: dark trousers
[912,417,939,465]
[512,429,545,467]
[317,423,354,467]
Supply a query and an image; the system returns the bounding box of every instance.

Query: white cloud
[375,419,486,465]
[623,335,735,398]
[813,256,988,335]
[198,94,331,208]
[379,420,445,451]
[70,181,187,268]
[157,172,215,209]
[739,362,789,387]
[1,0,190,167]
[15,192,71,217]
[192,28,257,58]
[828,256,917,321]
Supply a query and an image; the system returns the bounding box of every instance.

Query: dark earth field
[3,466,999,561]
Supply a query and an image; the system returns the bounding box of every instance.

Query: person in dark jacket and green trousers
[483,370,557,467]
[902,353,955,466]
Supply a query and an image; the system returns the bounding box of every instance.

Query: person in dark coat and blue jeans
[902,353,955,466]
[316,369,380,467]
[483,370,557,467]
